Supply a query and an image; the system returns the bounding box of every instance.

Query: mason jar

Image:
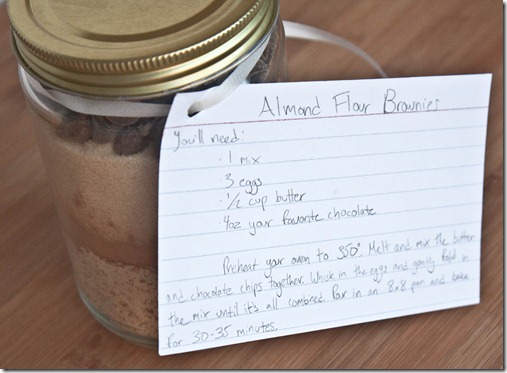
[7,0,287,347]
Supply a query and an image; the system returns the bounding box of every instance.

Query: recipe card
[157,74,491,355]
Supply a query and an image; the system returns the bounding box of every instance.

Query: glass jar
[8,0,287,347]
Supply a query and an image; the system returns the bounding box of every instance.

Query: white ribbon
[22,21,388,118]
[283,20,388,79]
[187,34,270,116]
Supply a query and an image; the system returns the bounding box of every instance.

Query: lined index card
[157,74,491,355]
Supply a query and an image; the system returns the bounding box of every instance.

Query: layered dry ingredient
[26,23,286,344]
[33,110,164,341]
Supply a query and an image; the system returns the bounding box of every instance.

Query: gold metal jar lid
[7,0,278,97]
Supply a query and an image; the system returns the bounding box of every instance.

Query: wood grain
[0,0,503,369]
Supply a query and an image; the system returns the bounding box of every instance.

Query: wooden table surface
[0,0,503,369]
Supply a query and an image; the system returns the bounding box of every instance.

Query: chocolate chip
[91,116,117,144]
[113,128,149,156]
[249,59,270,83]
[56,113,93,143]
[137,120,154,137]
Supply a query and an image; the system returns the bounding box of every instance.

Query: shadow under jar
[7,0,287,347]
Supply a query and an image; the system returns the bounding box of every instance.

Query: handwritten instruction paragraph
[158,75,491,355]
